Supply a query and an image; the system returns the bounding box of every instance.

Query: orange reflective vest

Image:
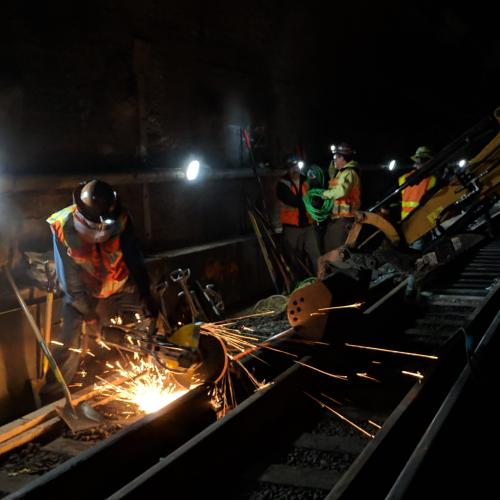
[329,166,361,217]
[399,170,437,220]
[47,205,129,298]
[278,179,312,226]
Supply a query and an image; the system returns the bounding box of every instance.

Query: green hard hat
[411,146,433,162]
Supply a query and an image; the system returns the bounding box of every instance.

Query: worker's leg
[301,225,321,274]
[282,225,301,276]
[41,300,83,400]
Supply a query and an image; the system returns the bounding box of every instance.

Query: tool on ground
[195,280,224,321]
[252,206,295,292]
[170,268,203,322]
[248,209,281,293]
[25,255,56,408]
[2,266,103,432]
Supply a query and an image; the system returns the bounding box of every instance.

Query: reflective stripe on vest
[399,171,436,219]
[47,205,129,298]
[279,179,312,226]
[329,167,361,218]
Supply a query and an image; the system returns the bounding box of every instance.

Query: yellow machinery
[288,108,500,338]
[318,107,500,278]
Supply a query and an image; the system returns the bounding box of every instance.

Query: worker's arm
[52,233,95,317]
[322,169,357,199]
[276,179,300,207]
[120,217,158,318]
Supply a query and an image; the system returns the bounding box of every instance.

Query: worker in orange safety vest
[399,146,436,220]
[42,179,157,402]
[276,156,321,276]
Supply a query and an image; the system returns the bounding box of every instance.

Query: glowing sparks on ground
[95,357,192,414]
[402,370,424,380]
[317,302,364,311]
[320,393,342,405]
[356,372,381,383]
[305,392,374,439]
[295,360,348,381]
[368,420,382,429]
[97,339,112,351]
[345,343,438,360]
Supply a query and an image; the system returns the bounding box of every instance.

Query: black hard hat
[333,142,356,157]
[73,180,120,223]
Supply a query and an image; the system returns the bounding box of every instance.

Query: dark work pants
[282,225,321,276]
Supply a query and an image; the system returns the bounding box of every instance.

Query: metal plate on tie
[286,281,332,339]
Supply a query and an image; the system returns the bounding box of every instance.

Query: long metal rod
[2,267,76,413]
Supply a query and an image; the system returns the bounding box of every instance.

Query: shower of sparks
[320,393,342,405]
[110,315,123,325]
[97,339,112,351]
[95,356,192,414]
[305,392,374,439]
[231,357,268,390]
[285,339,330,346]
[368,420,382,429]
[51,340,64,346]
[202,321,295,363]
[345,343,438,360]
[356,372,381,383]
[402,370,424,380]
[215,310,276,325]
[371,360,382,365]
[317,302,364,311]
[295,360,348,381]
[68,348,83,353]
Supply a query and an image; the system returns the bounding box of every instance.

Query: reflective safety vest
[278,179,312,226]
[399,170,437,220]
[329,165,361,217]
[47,205,129,298]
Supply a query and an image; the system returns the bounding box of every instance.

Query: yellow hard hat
[411,146,433,162]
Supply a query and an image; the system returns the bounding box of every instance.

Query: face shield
[73,209,117,243]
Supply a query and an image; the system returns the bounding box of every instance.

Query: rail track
[1,233,499,499]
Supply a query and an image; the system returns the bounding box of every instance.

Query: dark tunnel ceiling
[0,1,498,171]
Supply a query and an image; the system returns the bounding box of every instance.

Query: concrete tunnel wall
[0,169,281,423]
